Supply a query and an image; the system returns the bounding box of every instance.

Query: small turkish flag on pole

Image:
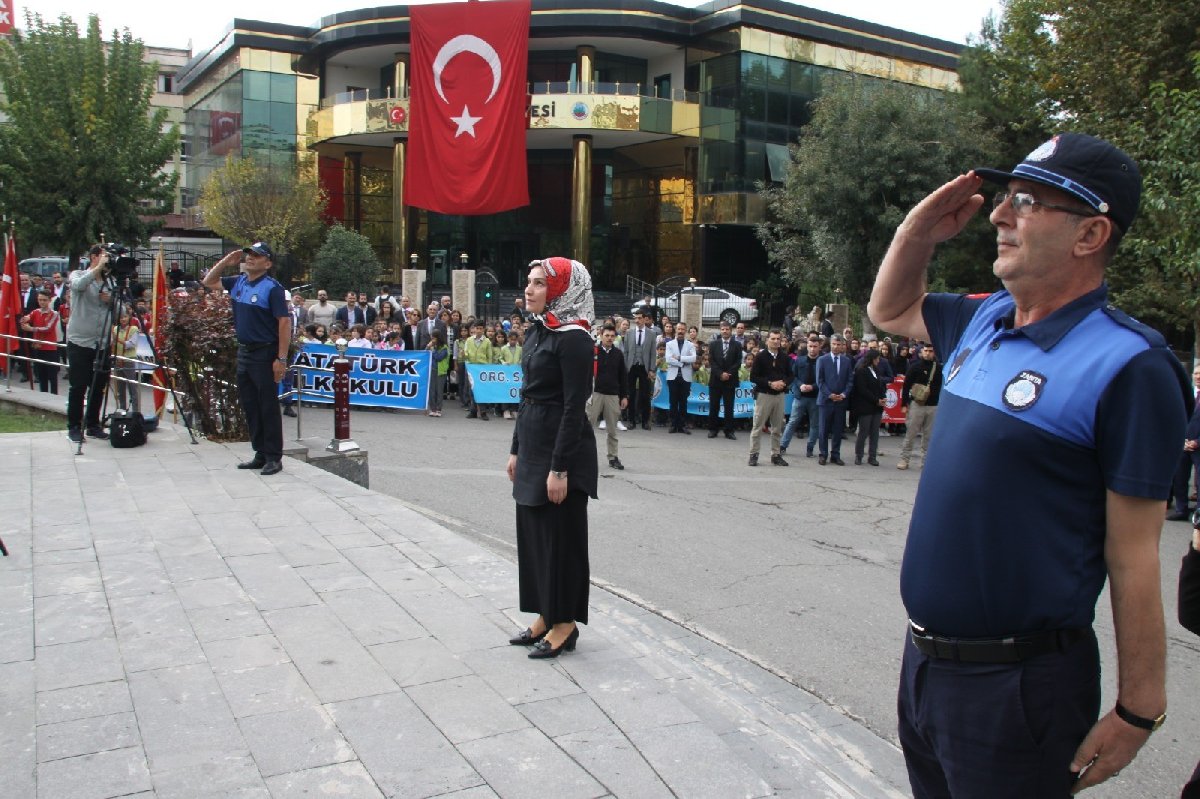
[406,0,531,215]
[0,232,21,372]
[150,244,171,417]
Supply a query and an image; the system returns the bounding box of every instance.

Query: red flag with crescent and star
[150,245,170,417]
[406,0,531,215]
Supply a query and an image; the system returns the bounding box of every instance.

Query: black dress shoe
[831,457,845,466]
[680,428,691,435]
[707,430,719,438]
[529,626,578,659]
[282,406,297,417]
[260,460,283,476]
[867,458,880,466]
[724,431,737,441]
[641,422,650,431]
[68,426,83,443]
[818,455,828,465]
[238,456,266,470]
[771,454,789,466]
[85,426,109,440]
[854,457,863,465]
[509,627,547,646]
[480,411,490,421]
[1166,509,1190,521]
[609,457,624,470]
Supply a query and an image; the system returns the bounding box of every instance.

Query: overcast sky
[20,0,1002,54]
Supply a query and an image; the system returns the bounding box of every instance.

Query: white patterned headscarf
[531,257,593,334]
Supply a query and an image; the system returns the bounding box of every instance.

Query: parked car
[631,286,757,325]
[19,256,78,278]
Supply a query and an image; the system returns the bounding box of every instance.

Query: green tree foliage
[757,78,999,317]
[1111,56,1200,354]
[310,225,384,298]
[199,155,325,264]
[0,13,179,265]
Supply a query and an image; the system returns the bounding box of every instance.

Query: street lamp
[459,252,469,267]
[409,252,418,268]
[688,277,697,293]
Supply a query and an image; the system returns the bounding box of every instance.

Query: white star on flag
[450,105,482,137]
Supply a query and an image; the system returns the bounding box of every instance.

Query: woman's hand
[547,472,567,504]
[506,454,517,482]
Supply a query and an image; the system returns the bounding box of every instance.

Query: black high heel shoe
[528,626,578,659]
[508,627,547,646]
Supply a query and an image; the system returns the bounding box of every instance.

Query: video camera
[101,243,140,281]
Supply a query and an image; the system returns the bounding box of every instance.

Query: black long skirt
[516,490,589,625]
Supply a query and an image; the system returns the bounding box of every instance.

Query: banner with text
[651,372,793,418]
[294,344,431,410]
[466,363,523,403]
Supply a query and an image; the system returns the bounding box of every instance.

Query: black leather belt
[908,622,1086,663]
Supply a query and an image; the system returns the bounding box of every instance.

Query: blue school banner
[292,344,431,410]
[651,371,792,418]
[466,364,523,403]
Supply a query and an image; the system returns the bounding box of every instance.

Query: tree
[1112,56,1200,358]
[0,13,179,266]
[310,225,384,298]
[757,78,999,324]
[199,155,326,268]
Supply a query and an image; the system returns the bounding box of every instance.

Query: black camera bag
[109,411,146,448]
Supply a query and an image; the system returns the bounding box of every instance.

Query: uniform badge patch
[1002,370,1046,411]
[1026,136,1059,162]
[250,294,258,303]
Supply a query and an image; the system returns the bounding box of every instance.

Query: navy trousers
[818,401,845,458]
[237,351,283,461]
[898,630,1100,799]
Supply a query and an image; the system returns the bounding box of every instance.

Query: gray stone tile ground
[0,409,908,798]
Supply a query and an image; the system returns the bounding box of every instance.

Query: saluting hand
[897,172,985,247]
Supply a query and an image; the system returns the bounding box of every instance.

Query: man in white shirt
[664,322,697,434]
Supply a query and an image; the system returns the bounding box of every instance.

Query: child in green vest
[496,330,522,420]
[461,320,495,420]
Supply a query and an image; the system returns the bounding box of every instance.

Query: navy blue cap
[976,133,1141,232]
[243,241,274,260]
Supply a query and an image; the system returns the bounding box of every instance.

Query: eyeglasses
[992,190,1096,219]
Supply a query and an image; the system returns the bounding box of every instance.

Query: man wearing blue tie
[815,333,854,465]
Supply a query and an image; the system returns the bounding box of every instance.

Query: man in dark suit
[815,333,854,465]
[356,292,378,326]
[707,320,742,440]
[413,301,446,350]
[1168,364,1200,520]
[335,291,369,328]
[621,308,658,430]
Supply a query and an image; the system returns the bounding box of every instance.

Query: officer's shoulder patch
[1100,303,1167,349]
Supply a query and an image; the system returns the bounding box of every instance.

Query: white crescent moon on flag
[432,35,502,105]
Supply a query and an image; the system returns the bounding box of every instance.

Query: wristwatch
[1114,702,1166,732]
[550,470,568,480]
[276,357,287,364]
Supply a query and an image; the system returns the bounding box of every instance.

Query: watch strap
[1114,702,1165,732]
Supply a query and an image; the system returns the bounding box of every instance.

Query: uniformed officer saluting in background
[870,133,1190,797]
[202,242,290,475]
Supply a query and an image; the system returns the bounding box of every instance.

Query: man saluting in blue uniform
[869,134,1190,797]
[202,242,290,475]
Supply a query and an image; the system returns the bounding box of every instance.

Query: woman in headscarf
[506,257,598,659]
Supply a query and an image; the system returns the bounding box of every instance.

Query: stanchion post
[327,338,359,452]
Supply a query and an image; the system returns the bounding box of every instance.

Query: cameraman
[66,245,114,442]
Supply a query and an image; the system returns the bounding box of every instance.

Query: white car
[632,287,758,325]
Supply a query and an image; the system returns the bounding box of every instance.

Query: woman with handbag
[506,257,598,659]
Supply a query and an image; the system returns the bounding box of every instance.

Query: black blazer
[850,366,886,416]
[709,336,743,379]
[511,324,598,506]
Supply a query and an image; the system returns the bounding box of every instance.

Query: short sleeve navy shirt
[221,273,288,345]
[901,283,1189,637]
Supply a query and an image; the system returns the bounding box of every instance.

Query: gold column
[343,151,362,231]
[393,53,408,98]
[576,45,595,92]
[392,137,408,282]
[571,135,592,265]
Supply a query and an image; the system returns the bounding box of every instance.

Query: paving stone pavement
[0,414,910,798]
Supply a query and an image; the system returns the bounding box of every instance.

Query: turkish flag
[0,233,20,371]
[406,0,531,215]
[150,246,171,417]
